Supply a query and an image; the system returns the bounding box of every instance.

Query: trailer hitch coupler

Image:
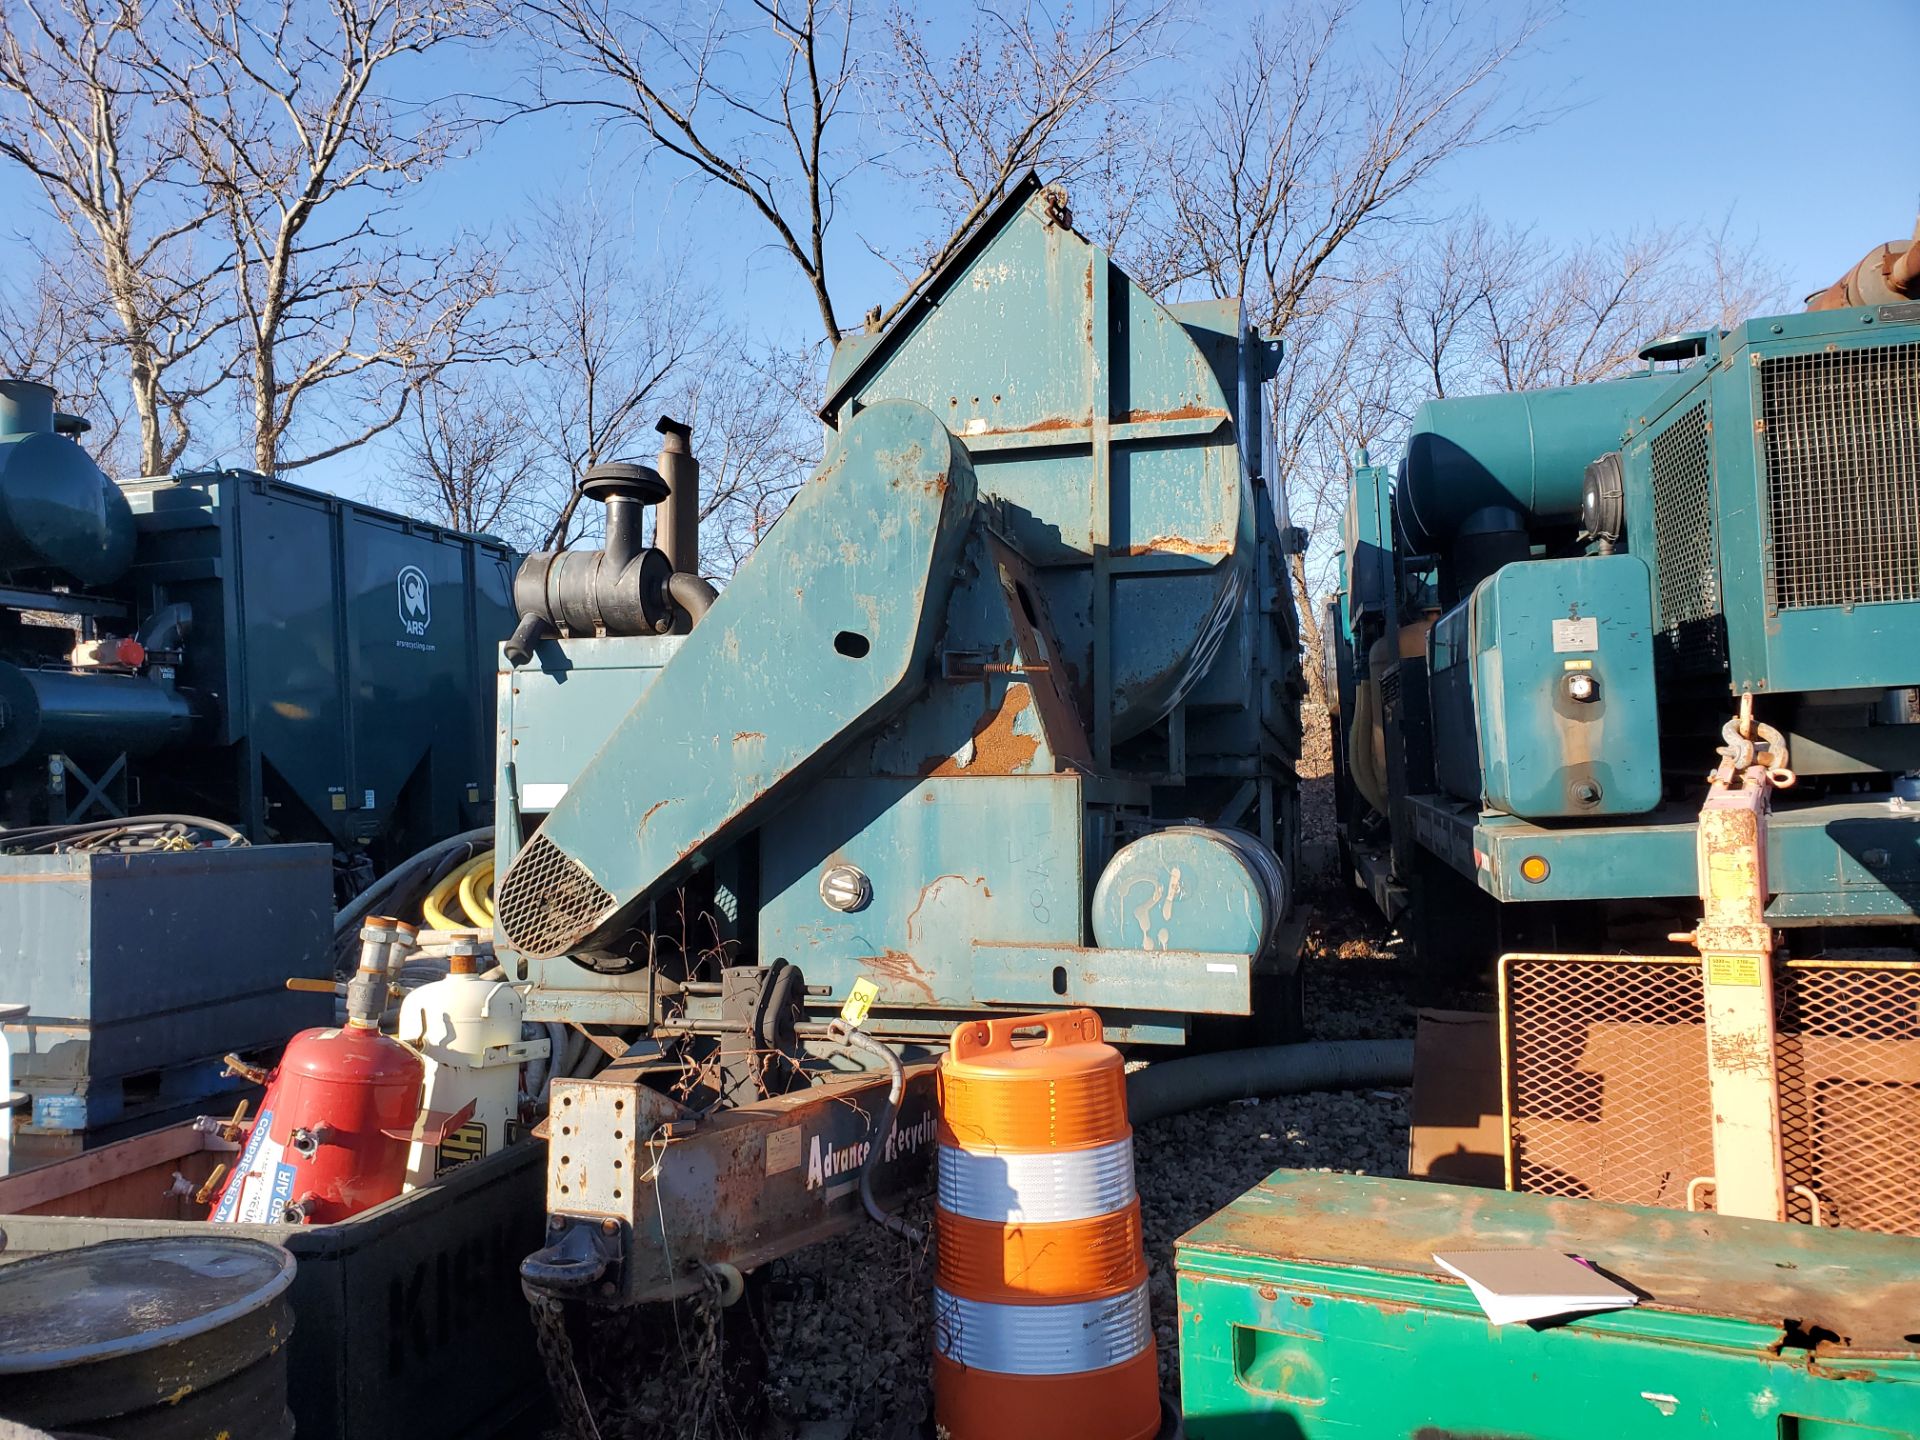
[521,1218,621,1295]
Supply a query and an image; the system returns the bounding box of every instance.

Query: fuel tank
[0,378,135,585]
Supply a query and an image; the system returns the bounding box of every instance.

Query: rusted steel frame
[536,1060,939,1306]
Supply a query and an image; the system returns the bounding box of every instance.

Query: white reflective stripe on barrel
[937,1137,1136,1224]
[933,1281,1151,1375]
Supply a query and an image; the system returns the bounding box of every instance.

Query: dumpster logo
[397,565,432,637]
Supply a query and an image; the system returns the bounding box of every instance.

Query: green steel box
[1175,1172,1920,1438]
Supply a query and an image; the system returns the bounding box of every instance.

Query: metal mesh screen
[1501,954,1920,1235]
[496,831,615,958]
[1776,963,1920,1234]
[1648,401,1726,671]
[1760,342,1920,611]
[1501,955,1713,1209]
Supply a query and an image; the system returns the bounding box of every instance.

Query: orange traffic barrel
[933,1009,1159,1440]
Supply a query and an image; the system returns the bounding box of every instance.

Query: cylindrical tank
[933,1009,1159,1440]
[1394,371,1676,554]
[1090,825,1288,957]
[0,662,201,767]
[0,378,135,585]
[0,1235,295,1440]
[210,1022,423,1226]
[396,946,525,1188]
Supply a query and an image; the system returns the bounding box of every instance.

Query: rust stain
[1117,534,1233,557]
[1120,404,1228,425]
[904,874,992,943]
[732,731,764,743]
[922,684,1041,776]
[860,949,937,1003]
[641,799,672,825]
[985,414,1088,436]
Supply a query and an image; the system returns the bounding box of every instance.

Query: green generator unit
[1176,1172,1920,1437]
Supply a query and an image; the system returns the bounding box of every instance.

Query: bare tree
[511,0,857,344]
[164,0,510,474]
[390,372,547,542]
[1136,1,1557,700]
[865,0,1171,319]
[0,0,233,474]
[1144,1,1556,323]
[1394,210,1792,398]
[676,337,820,574]
[0,247,140,475]
[519,205,709,550]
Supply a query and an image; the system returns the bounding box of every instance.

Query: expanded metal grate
[1776,963,1920,1234]
[1648,401,1726,671]
[1760,342,1920,611]
[1500,953,1920,1235]
[1501,954,1713,1210]
[496,831,616,958]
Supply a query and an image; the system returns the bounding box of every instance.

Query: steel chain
[529,1292,604,1440]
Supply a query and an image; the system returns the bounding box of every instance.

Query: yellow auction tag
[840,977,880,1027]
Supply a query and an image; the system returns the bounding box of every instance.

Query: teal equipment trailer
[498,177,1305,1316]
[1329,304,1920,965]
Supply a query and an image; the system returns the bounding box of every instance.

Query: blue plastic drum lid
[1090,826,1288,956]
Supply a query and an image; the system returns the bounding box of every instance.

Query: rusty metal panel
[1501,952,1920,1235]
[543,1060,938,1303]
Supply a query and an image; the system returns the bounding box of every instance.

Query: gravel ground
[537,704,1433,1439]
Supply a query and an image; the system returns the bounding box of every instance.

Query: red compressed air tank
[211,922,425,1225]
[210,1023,423,1225]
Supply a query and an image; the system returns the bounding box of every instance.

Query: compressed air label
[839,978,880,1028]
[1706,953,1763,988]
[1551,616,1598,652]
[212,1108,287,1222]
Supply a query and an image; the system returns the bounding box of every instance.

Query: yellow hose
[458,854,495,927]
[424,850,494,931]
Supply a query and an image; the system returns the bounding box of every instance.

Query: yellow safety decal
[1705,953,1763,987]
[840,978,880,1027]
[435,1121,487,1175]
[1562,658,1594,670]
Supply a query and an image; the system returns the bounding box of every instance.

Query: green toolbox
[1175,1172,1920,1437]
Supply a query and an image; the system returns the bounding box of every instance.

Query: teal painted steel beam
[1405,792,1920,921]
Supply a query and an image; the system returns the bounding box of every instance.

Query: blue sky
[3,0,1915,501]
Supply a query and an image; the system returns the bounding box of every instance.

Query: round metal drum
[0,1237,295,1440]
[1091,825,1288,956]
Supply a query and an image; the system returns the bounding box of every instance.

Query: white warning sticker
[212,1109,288,1223]
[1551,616,1598,653]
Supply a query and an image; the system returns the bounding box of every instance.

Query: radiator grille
[1648,401,1726,670]
[496,832,616,958]
[1760,342,1920,611]
[1501,953,1920,1235]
